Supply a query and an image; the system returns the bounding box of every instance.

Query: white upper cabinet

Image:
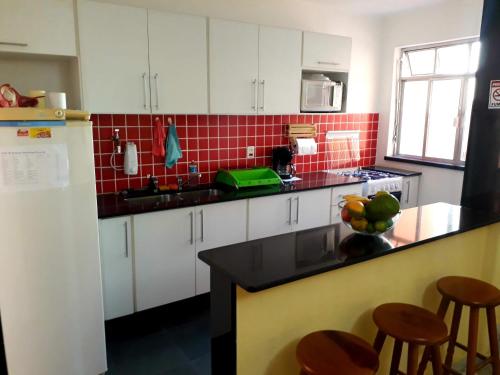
[258,26,302,114]
[0,0,76,56]
[302,32,352,72]
[148,11,208,114]
[78,1,150,114]
[209,19,259,114]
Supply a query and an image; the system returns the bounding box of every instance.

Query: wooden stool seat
[373,303,447,375]
[419,276,500,375]
[373,303,448,345]
[296,330,379,375]
[437,276,500,307]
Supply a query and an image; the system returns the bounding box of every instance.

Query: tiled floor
[105,295,210,375]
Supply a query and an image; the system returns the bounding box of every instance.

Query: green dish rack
[215,167,282,189]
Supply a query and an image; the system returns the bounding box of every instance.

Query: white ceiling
[301,0,449,15]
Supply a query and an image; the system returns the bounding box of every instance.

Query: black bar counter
[198,203,499,375]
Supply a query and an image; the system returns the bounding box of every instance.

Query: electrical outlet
[246,146,255,159]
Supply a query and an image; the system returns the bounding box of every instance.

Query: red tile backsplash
[92,113,378,194]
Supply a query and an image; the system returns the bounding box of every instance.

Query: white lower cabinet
[401,175,420,209]
[195,200,247,294]
[248,189,332,240]
[134,200,247,311]
[331,184,364,224]
[98,216,134,320]
[134,207,196,311]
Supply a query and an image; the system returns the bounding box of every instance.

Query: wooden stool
[373,303,448,375]
[296,330,379,375]
[419,276,500,375]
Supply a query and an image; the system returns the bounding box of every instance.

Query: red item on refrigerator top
[152,116,166,157]
[0,83,41,107]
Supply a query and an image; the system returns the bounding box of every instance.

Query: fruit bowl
[339,191,401,236]
[342,211,400,236]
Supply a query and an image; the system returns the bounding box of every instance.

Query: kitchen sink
[175,188,225,201]
[123,188,225,203]
[124,193,178,203]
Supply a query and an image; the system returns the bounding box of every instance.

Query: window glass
[406,49,435,75]
[469,42,481,73]
[400,53,412,78]
[436,44,470,75]
[425,79,462,160]
[461,78,476,161]
[398,81,428,156]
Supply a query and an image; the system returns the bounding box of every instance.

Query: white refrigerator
[0,120,107,374]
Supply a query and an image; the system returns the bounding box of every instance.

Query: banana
[343,194,370,204]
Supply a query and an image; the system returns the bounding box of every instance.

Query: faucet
[147,175,159,193]
[176,173,202,191]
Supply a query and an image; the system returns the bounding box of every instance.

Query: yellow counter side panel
[236,223,500,375]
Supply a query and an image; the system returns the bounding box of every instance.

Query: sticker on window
[489,80,500,109]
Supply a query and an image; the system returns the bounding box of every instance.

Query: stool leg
[431,345,443,375]
[487,307,499,375]
[418,297,450,374]
[390,340,403,375]
[407,343,419,375]
[373,331,387,354]
[466,306,479,375]
[444,303,463,372]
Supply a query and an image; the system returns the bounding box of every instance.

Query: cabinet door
[401,176,420,209]
[148,11,208,114]
[258,26,302,114]
[98,217,134,320]
[293,189,332,232]
[0,0,76,56]
[302,32,352,72]
[78,1,150,114]
[248,194,293,240]
[331,184,363,223]
[195,200,247,294]
[209,19,259,114]
[134,208,196,311]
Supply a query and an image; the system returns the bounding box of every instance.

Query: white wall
[90,0,383,113]
[376,0,484,205]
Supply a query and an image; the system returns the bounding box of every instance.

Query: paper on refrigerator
[0,144,69,192]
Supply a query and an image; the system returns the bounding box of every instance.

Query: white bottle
[124,142,138,175]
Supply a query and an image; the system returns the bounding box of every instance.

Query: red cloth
[152,117,166,157]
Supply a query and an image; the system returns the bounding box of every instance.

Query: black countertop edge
[384,156,465,171]
[97,172,365,219]
[198,203,500,293]
[362,165,422,177]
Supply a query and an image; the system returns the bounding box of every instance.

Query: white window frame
[393,38,479,166]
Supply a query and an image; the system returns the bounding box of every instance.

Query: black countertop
[97,172,364,218]
[363,165,422,177]
[198,203,500,292]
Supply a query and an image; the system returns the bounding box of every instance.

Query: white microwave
[301,74,344,112]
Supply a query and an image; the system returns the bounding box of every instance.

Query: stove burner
[338,170,398,180]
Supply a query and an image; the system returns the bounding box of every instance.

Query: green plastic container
[215,167,282,189]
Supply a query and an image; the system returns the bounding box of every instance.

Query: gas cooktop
[327,168,403,196]
[337,170,400,180]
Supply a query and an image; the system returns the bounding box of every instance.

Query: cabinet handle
[0,41,28,47]
[259,80,265,111]
[287,197,292,225]
[142,73,148,110]
[189,211,194,244]
[251,79,257,111]
[200,209,204,242]
[295,197,300,224]
[124,221,129,258]
[317,61,340,66]
[405,180,410,204]
[153,73,160,110]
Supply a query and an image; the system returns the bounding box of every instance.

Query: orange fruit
[345,200,366,218]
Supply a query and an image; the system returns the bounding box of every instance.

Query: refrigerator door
[0,121,107,375]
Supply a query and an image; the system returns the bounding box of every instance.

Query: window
[394,39,480,166]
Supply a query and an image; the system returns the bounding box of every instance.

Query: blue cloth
[165,125,182,168]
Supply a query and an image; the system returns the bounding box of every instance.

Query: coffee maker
[272,146,295,179]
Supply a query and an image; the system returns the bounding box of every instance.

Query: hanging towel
[165,118,182,168]
[152,117,166,157]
